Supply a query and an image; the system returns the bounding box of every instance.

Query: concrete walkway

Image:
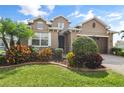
[102,54,124,75]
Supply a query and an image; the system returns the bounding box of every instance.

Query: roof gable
[82,16,110,28]
[76,16,110,29]
[28,16,52,25]
[51,15,71,23]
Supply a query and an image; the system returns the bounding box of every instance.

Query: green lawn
[0,64,124,87]
[0,50,5,55]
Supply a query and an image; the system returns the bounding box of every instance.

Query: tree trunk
[10,34,15,47]
[16,38,21,46]
[17,38,21,51]
[1,34,9,50]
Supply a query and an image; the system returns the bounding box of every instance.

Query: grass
[0,64,124,87]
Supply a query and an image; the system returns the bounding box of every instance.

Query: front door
[58,36,65,49]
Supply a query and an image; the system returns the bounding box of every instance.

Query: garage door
[91,37,108,54]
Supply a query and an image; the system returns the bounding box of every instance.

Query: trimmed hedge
[111,47,124,57]
[72,36,99,55]
[54,48,63,61]
[66,36,103,69]
[111,47,122,55]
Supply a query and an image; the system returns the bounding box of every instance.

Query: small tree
[0,18,34,51]
[0,18,16,50]
[15,23,34,46]
[5,19,16,47]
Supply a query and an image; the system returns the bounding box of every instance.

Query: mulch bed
[0,60,109,72]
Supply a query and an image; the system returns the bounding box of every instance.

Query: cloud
[47,5,55,12]
[107,12,122,21]
[107,13,122,17]
[109,20,124,46]
[19,5,55,17]
[119,21,124,31]
[17,19,29,24]
[67,9,95,20]
[67,10,85,18]
[19,5,47,17]
[110,21,124,46]
[84,10,95,20]
[111,21,124,32]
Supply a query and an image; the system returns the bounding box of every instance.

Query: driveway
[102,54,124,75]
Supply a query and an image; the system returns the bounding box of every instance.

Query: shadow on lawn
[0,67,18,79]
[70,69,109,78]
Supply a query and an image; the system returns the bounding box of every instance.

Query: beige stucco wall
[52,16,70,29]
[81,19,108,36]
[31,18,49,33]
[108,33,113,53]
[79,19,113,53]
[29,18,59,48]
[69,32,80,51]
[51,31,58,48]
[64,33,71,52]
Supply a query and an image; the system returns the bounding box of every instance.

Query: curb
[0,62,109,72]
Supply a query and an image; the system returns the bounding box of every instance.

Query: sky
[0,5,124,45]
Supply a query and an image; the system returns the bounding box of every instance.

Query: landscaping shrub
[39,48,52,62]
[0,56,6,65]
[66,52,87,67]
[72,55,87,67]
[85,54,103,69]
[119,51,124,57]
[53,48,63,62]
[72,36,99,55]
[6,45,31,64]
[66,51,75,67]
[29,46,40,61]
[68,36,101,68]
[111,47,122,55]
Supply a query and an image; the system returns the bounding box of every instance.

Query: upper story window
[36,22,43,30]
[92,22,96,28]
[58,22,64,29]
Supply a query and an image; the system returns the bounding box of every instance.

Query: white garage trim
[77,34,109,38]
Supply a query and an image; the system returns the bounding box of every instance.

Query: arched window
[92,22,96,28]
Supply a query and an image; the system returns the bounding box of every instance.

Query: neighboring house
[115,40,124,48]
[0,35,17,50]
[27,15,116,53]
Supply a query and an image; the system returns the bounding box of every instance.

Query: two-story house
[25,15,116,53]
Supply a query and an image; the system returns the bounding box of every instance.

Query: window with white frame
[41,33,48,46]
[36,22,43,30]
[58,22,64,29]
[0,39,5,50]
[31,33,51,47]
